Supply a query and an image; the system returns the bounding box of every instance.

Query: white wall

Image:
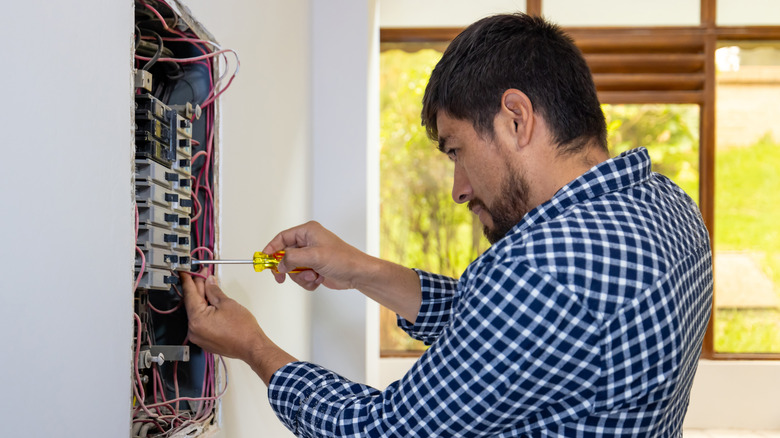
[310,0,379,386]
[717,0,780,25]
[380,0,525,27]
[181,1,313,436]
[543,0,699,27]
[186,0,382,433]
[0,1,134,437]
[186,0,382,435]
[685,361,780,429]
[378,0,702,28]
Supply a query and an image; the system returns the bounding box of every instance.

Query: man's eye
[446,149,457,160]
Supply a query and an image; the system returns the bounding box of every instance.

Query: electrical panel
[131,1,234,436]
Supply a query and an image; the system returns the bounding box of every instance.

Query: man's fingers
[278,246,322,275]
[263,227,298,255]
[203,276,228,306]
[288,270,323,291]
[272,271,286,284]
[262,220,321,255]
[181,272,206,315]
[295,270,318,284]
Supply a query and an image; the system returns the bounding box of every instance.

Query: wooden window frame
[380,0,780,360]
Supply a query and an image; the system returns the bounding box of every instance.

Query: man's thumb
[204,276,226,305]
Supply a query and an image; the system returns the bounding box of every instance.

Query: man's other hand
[180,271,297,385]
[180,272,264,362]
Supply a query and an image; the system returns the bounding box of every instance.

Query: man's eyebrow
[437,136,448,153]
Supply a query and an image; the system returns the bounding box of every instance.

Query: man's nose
[452,164,472,204]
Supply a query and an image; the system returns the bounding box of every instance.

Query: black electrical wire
[142,31,164,71]
[160,76,176,103]
[165,63,185,81]
[152,80,165,99]
[135,38,175,58]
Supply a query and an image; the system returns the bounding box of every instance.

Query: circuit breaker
[135,93,193,289]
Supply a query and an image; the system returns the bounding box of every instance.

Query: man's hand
[180,272,296,385]
[263,221,370,291]
[263,221,423,323]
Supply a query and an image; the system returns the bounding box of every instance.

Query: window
[713,42,780,353]
[379,1,780,359]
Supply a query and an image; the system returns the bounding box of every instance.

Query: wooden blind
[567,28,707,104]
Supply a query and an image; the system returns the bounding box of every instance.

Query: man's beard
[468,165,532,245]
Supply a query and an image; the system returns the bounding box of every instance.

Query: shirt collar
[506,147,652,239]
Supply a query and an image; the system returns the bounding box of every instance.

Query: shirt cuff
[268,361,340,436]
[397,269,459,345]
[268,361,381,437]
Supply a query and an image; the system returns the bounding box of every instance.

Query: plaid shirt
[268,148,713,437]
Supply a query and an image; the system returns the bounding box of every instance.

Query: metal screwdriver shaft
[191,251,311,273]
[192,259,254,265]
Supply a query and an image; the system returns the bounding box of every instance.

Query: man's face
[436,112,533,244]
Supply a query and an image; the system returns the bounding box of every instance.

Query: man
[181,13,713,437]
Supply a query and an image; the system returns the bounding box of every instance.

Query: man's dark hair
[421,13,608,154]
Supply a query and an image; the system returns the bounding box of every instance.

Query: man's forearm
[353,256,422,324]
[247,258,420,385]
[247,335,298,386]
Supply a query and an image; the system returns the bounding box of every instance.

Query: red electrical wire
[190,150,208,163]
[133,313,157,418]
[139,0,170,31]
[143,388,228,410]
[189,185,203,222]
[173,356,181,414]
[134,204,146,293]
[190,246,214,260]
[134,48,237,65]
[189,247,214,279]
[161,36,222,51]
[134,248,146,293]
[148,298,182,314]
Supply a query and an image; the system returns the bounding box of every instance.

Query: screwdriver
[191,251,311,274]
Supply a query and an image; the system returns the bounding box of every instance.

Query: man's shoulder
[482,174,709,308]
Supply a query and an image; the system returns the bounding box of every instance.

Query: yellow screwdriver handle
[252,251,311,274]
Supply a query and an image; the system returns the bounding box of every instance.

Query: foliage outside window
[605,104,700,205]
[380,49,486,354]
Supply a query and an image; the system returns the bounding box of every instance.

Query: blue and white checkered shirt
[268,147,713,437]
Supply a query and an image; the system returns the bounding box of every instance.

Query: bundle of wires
[132,0,238,436]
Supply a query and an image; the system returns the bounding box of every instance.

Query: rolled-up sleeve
[396,269,459,345]
[268,362,380,437]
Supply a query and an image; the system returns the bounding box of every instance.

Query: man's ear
[501,89,534,148]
